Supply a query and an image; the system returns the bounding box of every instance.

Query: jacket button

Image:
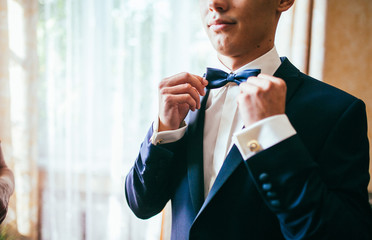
[270,200,281,207]
[267,191,277,198]
[262,183,272,191]
[259,173,269,182]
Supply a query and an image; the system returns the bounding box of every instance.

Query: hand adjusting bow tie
[204,67,261,89]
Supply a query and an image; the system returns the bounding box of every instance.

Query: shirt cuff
[233,114,296,160]
[151,119,187,145]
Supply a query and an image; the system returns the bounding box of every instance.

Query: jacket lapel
[196,145,243,217]
[186,90,210,213]
[276,57,304,104]
[195,57,304,216]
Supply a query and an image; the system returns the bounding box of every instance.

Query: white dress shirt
[152,47,296,199]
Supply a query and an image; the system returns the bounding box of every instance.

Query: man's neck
[218,44,274,71]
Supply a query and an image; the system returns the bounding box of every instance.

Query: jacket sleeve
[245,99,372,239]
[125,125,186,219]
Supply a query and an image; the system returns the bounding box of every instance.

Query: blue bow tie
[204,68,261,89]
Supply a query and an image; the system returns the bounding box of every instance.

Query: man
[125,0,372,239]
[0,143,14,224]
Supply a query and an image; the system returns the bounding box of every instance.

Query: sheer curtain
[0,0,39,238]
[276,0,327,78]
[38,0,213,239]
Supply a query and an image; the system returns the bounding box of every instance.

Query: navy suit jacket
[125,58,372,239]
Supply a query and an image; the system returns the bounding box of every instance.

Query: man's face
[199,0,279,60]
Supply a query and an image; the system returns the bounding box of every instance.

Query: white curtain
[276,0,327,78]
[1,0,39,238]
[38,0,213,239]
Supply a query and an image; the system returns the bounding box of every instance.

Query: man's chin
[211,39,234,55]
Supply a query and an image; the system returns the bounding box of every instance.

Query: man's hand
[237,74,287,127]
[158,72,208,132]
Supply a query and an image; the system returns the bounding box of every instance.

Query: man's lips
[208,19,236,31]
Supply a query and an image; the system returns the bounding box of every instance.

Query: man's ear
[277,0,295,13]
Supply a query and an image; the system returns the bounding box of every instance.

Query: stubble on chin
[211,33,231,55]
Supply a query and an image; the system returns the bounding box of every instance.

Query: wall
[321,0,372,191]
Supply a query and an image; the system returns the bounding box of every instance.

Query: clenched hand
[237,74,287,127]
[158,72,208,132]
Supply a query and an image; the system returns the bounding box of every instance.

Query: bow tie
[204,68,261,89]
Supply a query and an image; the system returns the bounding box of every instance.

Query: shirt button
[247,140,261,152]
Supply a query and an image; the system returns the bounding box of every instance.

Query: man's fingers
[257,73,281,82]
[160,72,206,96]
[160,83,201,109]
[157,72,207,130]
[245,74,286,90]
[163,94,198,111]
[239,81,259,95]
[237,74,287,126]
